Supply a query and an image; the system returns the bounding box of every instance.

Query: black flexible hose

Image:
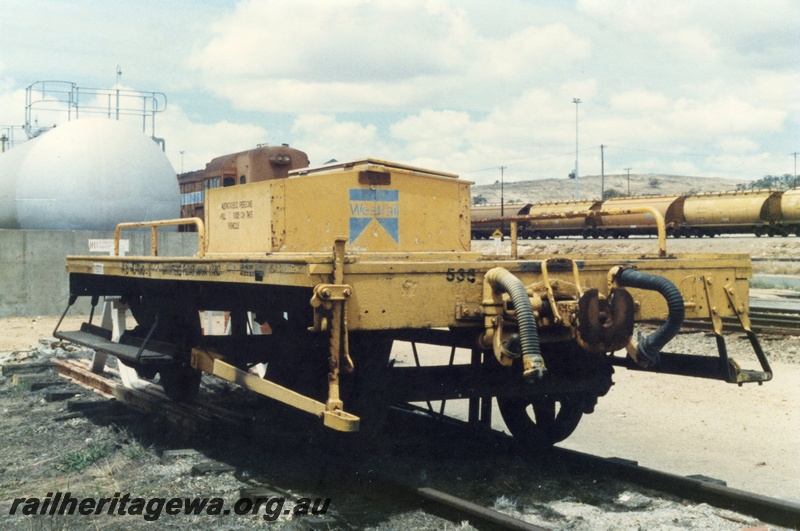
[617,268,685,365]
[487,268,545,379]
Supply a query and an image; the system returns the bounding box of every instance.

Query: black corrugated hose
[617,268,685,365]
[487,268,546,380]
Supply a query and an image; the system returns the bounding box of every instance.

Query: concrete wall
[0,229,199,317]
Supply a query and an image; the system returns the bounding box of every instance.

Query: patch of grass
[752,262,800,275]
[58,442,113,473]
[750,278,800,291]
[111,424,153,460]
[17,513,82,530]
[121,441,152,460]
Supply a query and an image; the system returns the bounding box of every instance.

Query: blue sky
[1,0,798,186]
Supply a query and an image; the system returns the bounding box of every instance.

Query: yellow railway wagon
[778,188,800,235]
[601,195,684,237]
[471,203,528,239]
[55,159,771,447]
[682,190,782,237]
[519,200,602,238]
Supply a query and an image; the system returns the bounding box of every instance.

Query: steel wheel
[127,292,203,402]
[159,363,202,402]
[341,332,394,435]
[498,395,584,448]
[263,331,329,402]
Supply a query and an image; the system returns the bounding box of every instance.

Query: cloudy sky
[1,0,798,187]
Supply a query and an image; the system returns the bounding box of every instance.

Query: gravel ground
[1,237,797,529]
[1,317,796,530]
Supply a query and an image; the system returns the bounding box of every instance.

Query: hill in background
[471,173,745,204]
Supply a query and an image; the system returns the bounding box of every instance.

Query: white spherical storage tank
[0,140,35,229]
[0,119,179,230]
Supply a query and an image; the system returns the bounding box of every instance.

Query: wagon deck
[56,159,772,444]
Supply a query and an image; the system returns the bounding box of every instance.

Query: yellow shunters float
[55,159,772,447]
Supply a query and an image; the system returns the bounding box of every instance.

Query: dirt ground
[558,346,800,502]
[1,236,798,528]
[390,331,800,504]
[3,311,798,503]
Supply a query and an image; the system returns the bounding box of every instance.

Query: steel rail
[52,356,800,529]
[683,309,800,335]
[52,358,548,530]
[393,404,800,530]
[552,447,800,530]
[379,479,548,531]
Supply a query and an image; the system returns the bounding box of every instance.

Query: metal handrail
[476,206,668,257]
[114,218,205,257]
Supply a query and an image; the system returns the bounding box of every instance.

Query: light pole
[180,150,185,173]
[573,98,581,200]
[625,167,632,196]
[499,166,506,217]
[600,144,605,199]
[115,65,122,121]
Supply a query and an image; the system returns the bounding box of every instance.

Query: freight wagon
[55,159,771,449]
[480,189,799,239]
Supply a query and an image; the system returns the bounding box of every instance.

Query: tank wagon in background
[476,189,800,240]
[678,190,784,237]
[776,188,800,236]
[470,203,522,239]
[178,144,310,228]
[55,159,771,448]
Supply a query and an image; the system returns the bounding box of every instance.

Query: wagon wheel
[260,325,393,439]
[341,331,395,437]
[126,293,203,402]
[263,296,395,424]
[497,395,584,449]
[258,306,330,403]
[159,363,202,402]
[155,305,203,402]
[262,331,330,403]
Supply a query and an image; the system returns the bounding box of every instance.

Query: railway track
[53,358,546,530]
[52,357,800,530]
[682,298,800,336]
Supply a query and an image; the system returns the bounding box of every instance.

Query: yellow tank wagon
[601,195,684,238]
[55,159,771,447]
[518,199,601,239]
[778,188,800,236]
[681,190,782,238]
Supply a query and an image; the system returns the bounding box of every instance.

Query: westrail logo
[349,189,399,243]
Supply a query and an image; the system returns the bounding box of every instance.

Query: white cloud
[158,105,271,173]
[715,136,760,153]
[190,0,590,113]
[189,0,473,110]
[661,28,719,61]
[609,91,672,113]
[578,0,694,33]
[667,97,786,137]
[290,114,386,165]
[0,0,796,185]
[740,73,800,112]
[0,85,26,126]
[473,23,590,81]
[390,109,472,157]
